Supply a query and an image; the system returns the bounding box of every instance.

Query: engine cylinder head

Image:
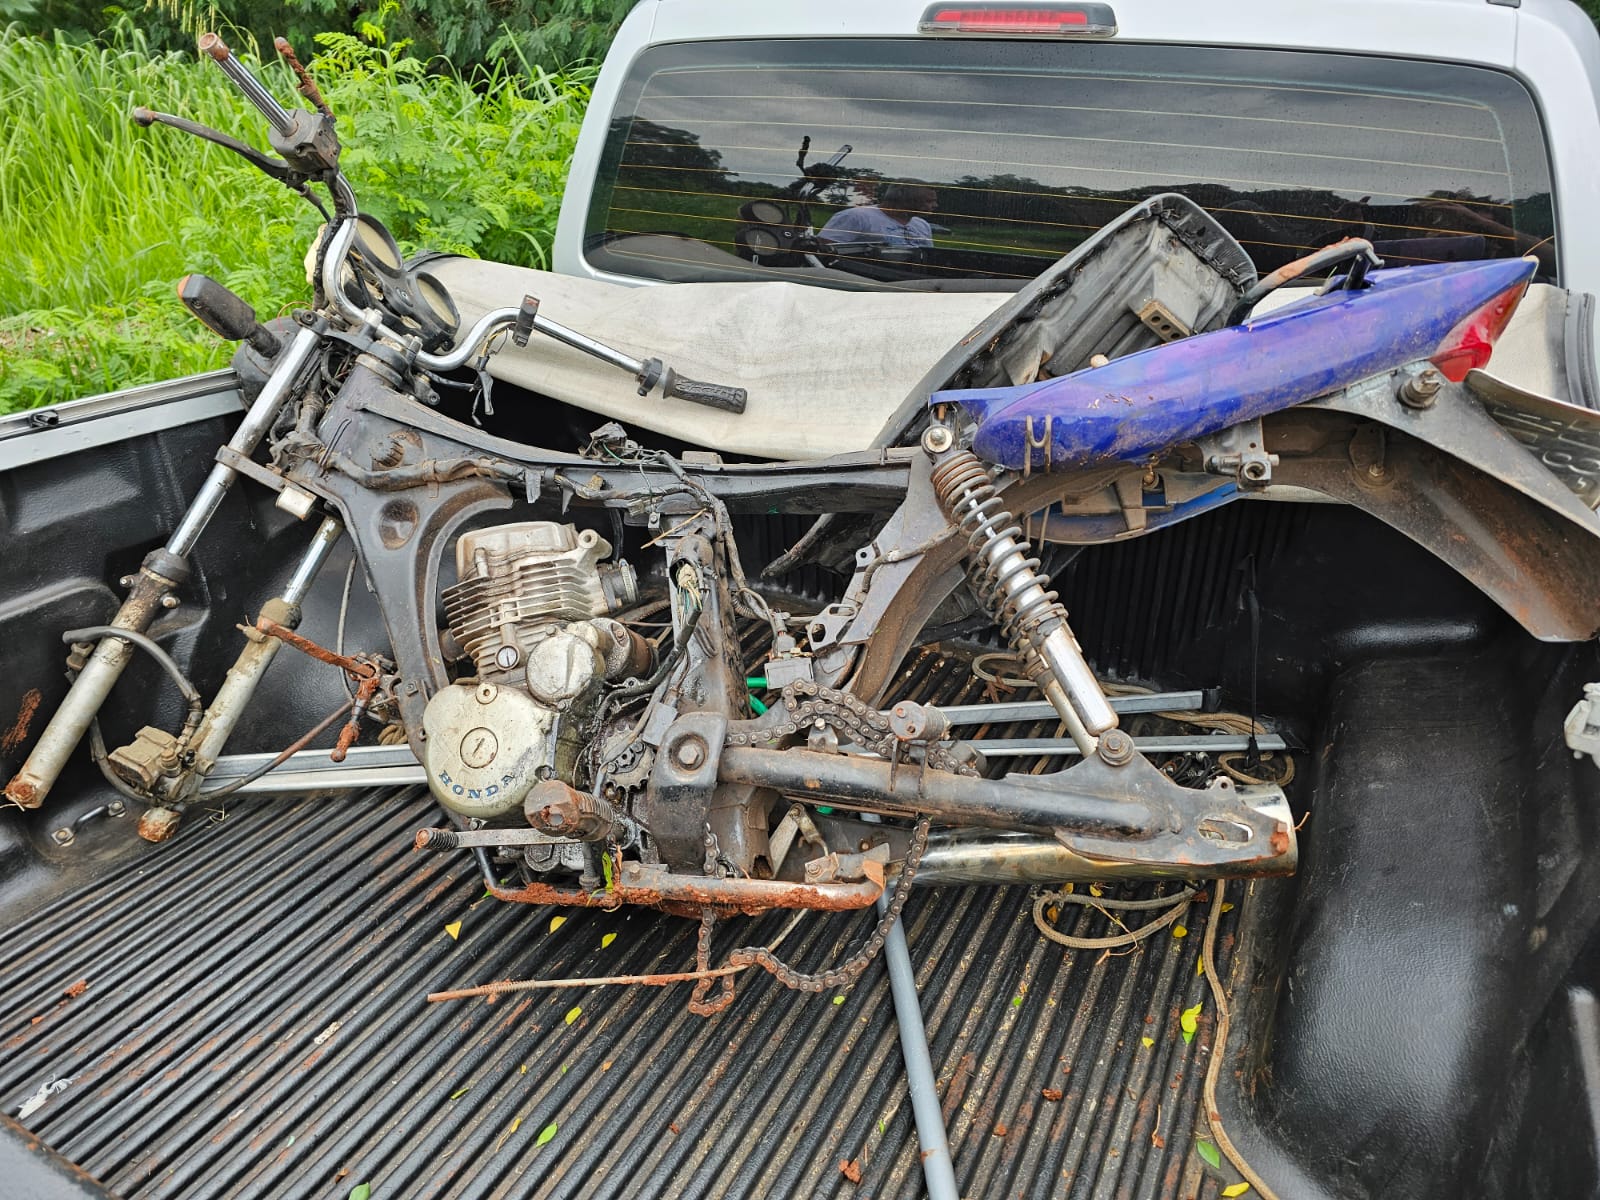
[442,521,637,683]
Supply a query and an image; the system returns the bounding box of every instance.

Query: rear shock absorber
[928,441,1120,758]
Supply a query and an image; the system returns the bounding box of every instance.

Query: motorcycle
[7,36,1599,1019]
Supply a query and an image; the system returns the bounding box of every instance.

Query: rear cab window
[583,38,1557,291]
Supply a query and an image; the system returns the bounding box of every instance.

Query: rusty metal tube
[2,562,177,809]
[489,861,884,916]
[184,517,344,787]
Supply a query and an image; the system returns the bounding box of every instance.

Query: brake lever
[273,37,333,119]
[131,107,331,218]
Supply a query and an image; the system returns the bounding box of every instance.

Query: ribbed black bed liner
[2,787,1237,1200]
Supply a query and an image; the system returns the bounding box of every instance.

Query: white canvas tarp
[428,258,1007,460]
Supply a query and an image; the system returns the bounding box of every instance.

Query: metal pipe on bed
[878,891,961,1200]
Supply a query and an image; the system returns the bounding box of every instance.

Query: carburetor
[421,522,648,822]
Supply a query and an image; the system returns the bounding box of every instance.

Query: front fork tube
[175,516,345,797]
[2,325,322,809]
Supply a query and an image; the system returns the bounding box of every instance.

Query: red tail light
[918,3,1118,37]
[1429,280,1530,382]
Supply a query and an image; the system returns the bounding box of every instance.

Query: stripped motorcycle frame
[10,36,1600,930]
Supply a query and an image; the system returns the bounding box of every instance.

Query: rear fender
[946,256,1538,470]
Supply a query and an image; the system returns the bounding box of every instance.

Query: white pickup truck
[3,6,1600,1200]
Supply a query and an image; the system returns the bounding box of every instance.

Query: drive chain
[727,679,971,776]
[684,818,931,1014]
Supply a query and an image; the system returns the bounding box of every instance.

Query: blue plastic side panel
[943,258,1536,471]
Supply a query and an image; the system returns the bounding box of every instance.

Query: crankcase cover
[422,681,555,820]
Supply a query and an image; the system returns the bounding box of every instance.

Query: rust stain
[1,689,40,755]
[137,809,180,843]
[1041,1087,1063,1102]
[63,978,88,999]
[839,1159,862,1183]
[942,1052,976,1125]
[1270,824,1291,856]
[5,776,39,808]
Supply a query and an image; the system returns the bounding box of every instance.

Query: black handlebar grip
[177,274,280,356]
[661,368,748,414]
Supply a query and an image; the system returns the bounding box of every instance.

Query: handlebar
[199,33,295,138]
[204,41,750,413]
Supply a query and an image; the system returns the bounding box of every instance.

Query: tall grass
[0,25,592,411]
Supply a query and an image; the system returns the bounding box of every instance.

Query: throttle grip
[661,368,748,414]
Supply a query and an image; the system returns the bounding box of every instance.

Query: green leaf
[348,1186,372,1200]
[601,854,614,890]
[1196,1140,1222,1169]
[1011,995,1023,1008]
[565,1006,581,1026]
[1222,1184,1251,1197]
[601,932,617,949]
[536,1122,558,1147]
[832,995,845,1005]
[1180,1001,1203,1044]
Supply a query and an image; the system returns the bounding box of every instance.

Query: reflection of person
[818,184,938,248]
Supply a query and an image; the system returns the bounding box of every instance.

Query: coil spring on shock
[931,451,1064,649]
[930,449,1118,751]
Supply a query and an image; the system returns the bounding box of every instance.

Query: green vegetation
[0,25,593,411]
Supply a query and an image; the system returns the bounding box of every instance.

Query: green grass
[0,25,592,412]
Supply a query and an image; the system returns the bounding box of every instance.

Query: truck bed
[1,784,1232,1199]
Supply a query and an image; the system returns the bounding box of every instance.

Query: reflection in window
[587,41,1556,289]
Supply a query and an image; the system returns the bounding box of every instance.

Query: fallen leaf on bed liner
[1180,1002,1203,1043]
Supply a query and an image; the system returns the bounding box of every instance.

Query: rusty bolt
[672,735,707,771]
[1398,368,1443,409]
[107,799,126,817]
[921,425,954,455]
[50,827,74,847]
[160,594,180,609]
[119,575,135,589]
[1098,728,1135,767]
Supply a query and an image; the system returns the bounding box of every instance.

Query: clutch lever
[512,296,748,414]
